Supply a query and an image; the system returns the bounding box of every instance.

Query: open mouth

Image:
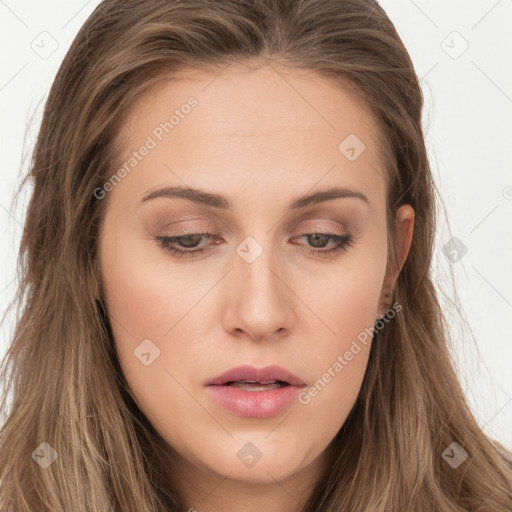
[223,379,289,391]
[205,365,305,417]
[207,378,301,418]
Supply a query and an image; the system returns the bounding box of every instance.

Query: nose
[221,237,296,342]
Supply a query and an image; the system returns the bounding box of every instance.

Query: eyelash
[154,231,354,258]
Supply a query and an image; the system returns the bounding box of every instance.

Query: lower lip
[206,384,304,418]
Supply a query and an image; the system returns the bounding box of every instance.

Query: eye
[154,232,218,258]
[295,233,354,256]
[154,231,354,258]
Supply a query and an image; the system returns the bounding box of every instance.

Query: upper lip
[206,365,306,387]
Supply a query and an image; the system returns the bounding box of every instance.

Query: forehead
[122,64,377,139]
[109,64,387,213]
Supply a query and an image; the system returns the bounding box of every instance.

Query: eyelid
[294,219,349,235]
[161,224,349,240]
[157,220,218,233]
[149,209,357,246]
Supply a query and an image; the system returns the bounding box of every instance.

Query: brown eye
[154,232,217,257]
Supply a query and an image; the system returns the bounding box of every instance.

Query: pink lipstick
[205,365,306,418]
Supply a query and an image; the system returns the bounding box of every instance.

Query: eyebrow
[139,185,369,210]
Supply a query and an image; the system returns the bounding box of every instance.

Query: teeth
[238,379,278,384]
[226,380,287,391]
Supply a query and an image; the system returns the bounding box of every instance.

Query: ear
[377,204,415,317]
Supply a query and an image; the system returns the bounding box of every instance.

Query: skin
[96,63,414,512]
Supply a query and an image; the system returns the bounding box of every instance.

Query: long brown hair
[1,0,511,510]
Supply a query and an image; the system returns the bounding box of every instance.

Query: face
[97,64,413,499]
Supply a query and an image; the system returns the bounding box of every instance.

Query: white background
[1,1,511,448]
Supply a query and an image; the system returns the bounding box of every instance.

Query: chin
[194,435,318,484]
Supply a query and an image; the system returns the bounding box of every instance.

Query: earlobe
[377,283,394,319]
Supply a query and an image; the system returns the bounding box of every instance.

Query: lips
[205,364,306,388]
[205,365,307,418]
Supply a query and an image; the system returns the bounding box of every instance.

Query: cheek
[98,223,194,372]
[291,244,387,425]
[302,248,387,353]
[98,230,206,431]
[297,276,382,400]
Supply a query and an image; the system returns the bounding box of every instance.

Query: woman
[1,0,511,510]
